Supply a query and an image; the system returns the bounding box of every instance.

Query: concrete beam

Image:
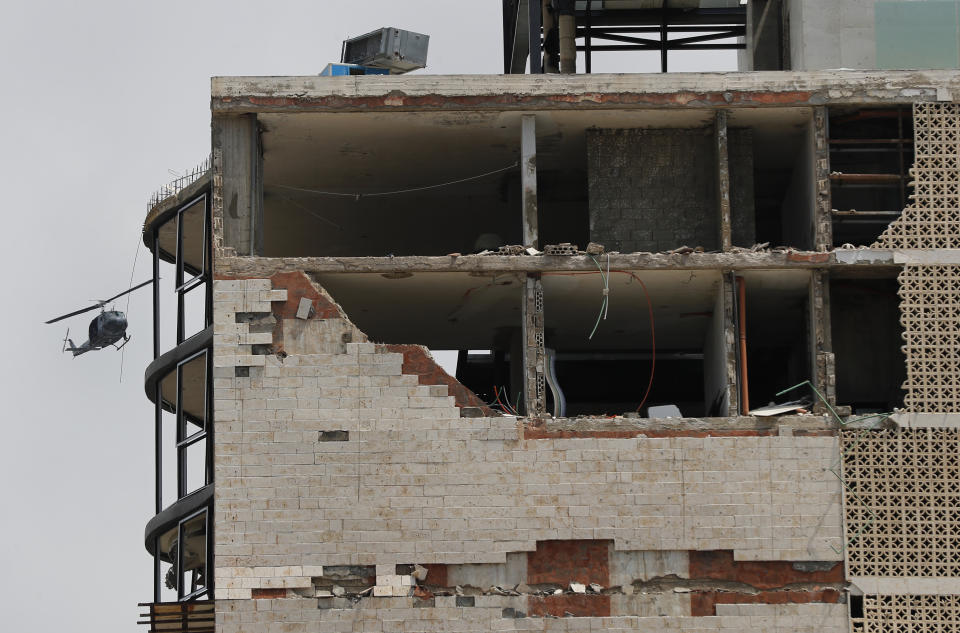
[809,271,835,411]
[211,70,960,114]
[214,252,905,276]
[521,115,539,248]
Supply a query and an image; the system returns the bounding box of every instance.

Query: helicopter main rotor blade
[98,278,155,306]
[44,278,155,324]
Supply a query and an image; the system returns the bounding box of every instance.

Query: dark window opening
[740,272,812,411]
[828,107,914,247]
[830,277,905,413]
[155,509,211,602]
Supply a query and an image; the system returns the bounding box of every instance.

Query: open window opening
[830,275,905,414]
[738,271,812,412]
[738,108,818,250]
[828,106,914,247]
[153,192,211,353]
[541,270,725,417]
[317,272,524,407]
[155,508,211,602]
[260,112,524,257]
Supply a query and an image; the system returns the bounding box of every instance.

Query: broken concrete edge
[215,250,909,275]
[215,270,496,414]
[889,412,960,429]
[524,414,840,437]
[242,565,848,619]
[210,69,960,112]
[848,577,960,596]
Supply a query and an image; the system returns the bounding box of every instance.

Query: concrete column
[724,273,742,415]
[809,271,836,412]
[521,115,539,248]
[813,107,833,251]
[715,110,733,251]
[214,114,262,256]
[558,13,576,74]
[522,274,546,416]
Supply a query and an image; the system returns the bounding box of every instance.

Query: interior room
[738,270,812,410]
[259,111,526,257]
[540,269,725,417]
[730,107,816,250]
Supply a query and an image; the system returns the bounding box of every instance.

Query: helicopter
[45,279,154,357]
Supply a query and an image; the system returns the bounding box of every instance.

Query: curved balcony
[142,163,214,603]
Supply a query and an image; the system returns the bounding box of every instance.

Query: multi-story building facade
[137,2,960,631]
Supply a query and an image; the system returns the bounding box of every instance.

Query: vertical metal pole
[660,0,669,73]
[585,1,592,73]
[529,0,543,73]
[177,365,185,499]
[521,115,539,248]
[154,536,161,603]
[153,232,160,359]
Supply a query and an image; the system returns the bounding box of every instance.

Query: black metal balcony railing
[138,601,215,633]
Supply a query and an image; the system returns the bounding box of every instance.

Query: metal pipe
[736,276,750,414]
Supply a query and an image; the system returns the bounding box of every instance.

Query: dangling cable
[588,255,609,339]
[119,233,143,384]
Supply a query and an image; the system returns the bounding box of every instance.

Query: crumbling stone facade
[138,70,960,633]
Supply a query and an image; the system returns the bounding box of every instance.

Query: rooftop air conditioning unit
[341,28,429,74]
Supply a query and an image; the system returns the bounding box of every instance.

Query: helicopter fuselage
[65,311,130,356]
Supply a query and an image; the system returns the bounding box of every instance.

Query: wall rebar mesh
[149,156,212,211]
[874,102,960,249]
[852,594,960,633]
[841,428,960,577]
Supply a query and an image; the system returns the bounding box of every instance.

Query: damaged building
[138,2,960,632]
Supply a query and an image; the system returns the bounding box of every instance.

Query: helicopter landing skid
[113,335,131,352]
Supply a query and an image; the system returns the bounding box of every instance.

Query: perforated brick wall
[852,595,960,633]
[875,102,960,249]
[898,264,960,412]
[841,428,960,577]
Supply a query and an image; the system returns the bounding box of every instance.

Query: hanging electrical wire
[271,161,519,200]
[542,268,657,413]
[587,255,609,340]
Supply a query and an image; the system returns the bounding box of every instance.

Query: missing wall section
[828,106,914,247]
[541,270,726,417]
[316,272,523,410]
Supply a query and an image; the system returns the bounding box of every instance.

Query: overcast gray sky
[0,2,735,630]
